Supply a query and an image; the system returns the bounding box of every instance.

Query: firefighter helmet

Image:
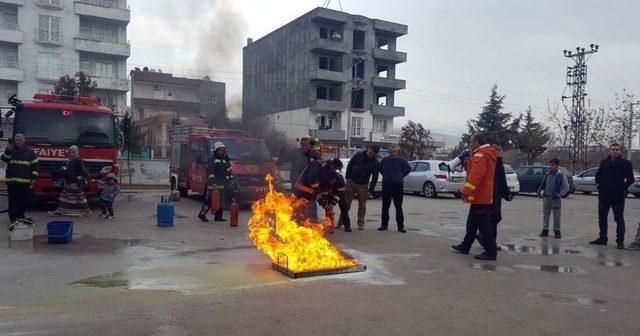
[213,142,226,150]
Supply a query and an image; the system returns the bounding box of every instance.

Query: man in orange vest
[451,133,499,260]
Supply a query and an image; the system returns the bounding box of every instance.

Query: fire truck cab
[3,94,118,201]
[170,126,276,207]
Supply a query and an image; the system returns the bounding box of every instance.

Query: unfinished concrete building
[243,7,407,147]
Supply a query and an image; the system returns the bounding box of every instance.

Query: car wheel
[582,191,592,195]
[634,193,640,198]
[453,192,462,199]
[423,182,437,198]
[178,186,188,197]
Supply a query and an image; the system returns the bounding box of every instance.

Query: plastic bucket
[46,221,74,244]
[10,225,34,241]
[157,202,174,227]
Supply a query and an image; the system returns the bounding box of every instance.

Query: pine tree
[514,107,551,165]
[399,121,434,160]
[53,71,97,97]
[456,85,513,150]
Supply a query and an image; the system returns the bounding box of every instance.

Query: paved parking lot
[0,191,639,335]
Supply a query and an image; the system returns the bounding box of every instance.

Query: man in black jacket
[338,146,380,230]
[488,143,512,247]
[1,134,38,225]
[377,147,412,233]
[589,143,635,249]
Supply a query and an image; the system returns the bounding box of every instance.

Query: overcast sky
[128,0,640,138]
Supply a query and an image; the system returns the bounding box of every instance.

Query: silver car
[404,160,465,198]
[573,167,640,197]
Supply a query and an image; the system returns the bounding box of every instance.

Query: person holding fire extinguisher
[317,158,351,232]
[198,142,235,222]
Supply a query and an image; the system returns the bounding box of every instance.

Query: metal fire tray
[272,262,366,279]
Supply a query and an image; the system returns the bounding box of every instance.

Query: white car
[504,164,520,195]
[337,157,383,197]
[404,160,465,198]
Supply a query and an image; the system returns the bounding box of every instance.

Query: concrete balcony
[372,48,407,64]
[370,132,401,144]
[309,69,348,83]
[74,0,130,23]
[371,105,405,117]
[309,7,349,24]
[372,76,406,90]
[75,35,130,57]
[0,66,23,82]
[34,0,64,10]
[372,19,408,36]
[0,24,23,43]
[309,38,349,54]
[310,99,346,112]
[309,128,345,142]
[0,0,24,5]
[93,77,129,91]
[33,29,63,46]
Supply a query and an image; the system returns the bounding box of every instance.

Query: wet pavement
[0,191,639,335]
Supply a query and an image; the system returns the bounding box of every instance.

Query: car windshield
[210,139,271,162]
[15,108,116,147]
[504,165,515,174]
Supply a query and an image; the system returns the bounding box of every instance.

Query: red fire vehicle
[3,94,118,201]
[169,126,276,207]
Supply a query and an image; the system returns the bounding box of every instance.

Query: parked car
[514,165,575,197]
[504,164,520,195]
[574,168,640,197]
[337,157,383,197]
[405,160,465,198]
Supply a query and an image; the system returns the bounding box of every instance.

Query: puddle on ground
[470,263,497,271]
[527,292,607,306]
[29,235,150,254]
[502,244,584,256]
[598,260,632,267]
[415,269,443,275]
[514,264,586,274]
[175,245,255,257]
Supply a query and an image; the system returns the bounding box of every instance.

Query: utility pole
[628,100,640,160]
[346,57,365,153]
[561,44,598,173]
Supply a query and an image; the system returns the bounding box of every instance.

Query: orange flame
[248,174,357,272]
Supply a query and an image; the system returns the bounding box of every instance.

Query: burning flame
[248,174,357,272]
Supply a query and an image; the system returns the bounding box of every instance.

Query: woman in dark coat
[49,145,92,217]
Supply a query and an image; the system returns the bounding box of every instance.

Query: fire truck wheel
[178,186,188,197]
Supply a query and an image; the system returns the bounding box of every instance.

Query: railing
[33,29,63,44]
[79,0,128,10]
[0,22,20,31]
[77,32,127,45]
[34,0,63,8]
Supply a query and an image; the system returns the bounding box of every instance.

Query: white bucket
[10,225,34,241]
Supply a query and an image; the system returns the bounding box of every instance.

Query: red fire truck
[169,126,276,207]
[3,94,118,201]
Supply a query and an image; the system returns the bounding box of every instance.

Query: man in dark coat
[589,143,635,249]
[377,147,412,233]
[339,146,380,230]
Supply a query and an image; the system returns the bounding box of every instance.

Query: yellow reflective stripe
[207,174,216,179]
[30,159,39,164]
[214,159,222,163]
[6,177,32,183]
[464,182,477,191]
[32,171,39,176]
[9,160,30,165]
[468,196,475,201]
[336,187,345,191]
[333,195,341,201]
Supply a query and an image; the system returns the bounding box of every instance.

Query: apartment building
[243,7,407,147]
[0,0,129,113]
[130,68,226,158]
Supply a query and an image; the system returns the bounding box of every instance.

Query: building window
[1,6,18,30]
[319,26,342,41]
[37,52,62,78]
[376,93,387,106]
[207,94,216,103]
[377,38,389,50]
[317,115,333,130]
[351,116,363,137]
[351,88,364,108]
[37,15,61,42]
[319,56,339,71]
[37,84,53,94]
[352,58,364,79]
[376,65,388,78]
[353,30,365,50]
[79,22,118,43]
[316,85,340,101]
[375,120,387,133]
[0,83,17,104]
[1,45,18,68]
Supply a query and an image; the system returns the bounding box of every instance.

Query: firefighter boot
[198,205,210,222]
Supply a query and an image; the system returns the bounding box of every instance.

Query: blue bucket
[47,221,74,244]
[157,202,174,227]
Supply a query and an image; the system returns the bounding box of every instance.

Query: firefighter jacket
[461,144,497,205]
[293,158,323,199]
[317,166,346,207]
[1,145,39,185]
[206,154,234,190]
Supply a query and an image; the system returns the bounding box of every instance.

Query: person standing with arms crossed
[338,146,380,230]
[377,147,411,233]
[589,143,635,249]
[1,134,38,227]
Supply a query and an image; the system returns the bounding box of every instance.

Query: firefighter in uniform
[293,148,324,222]
[198,142,235,222]
[1,134,39,226]
[451,132,499,260]
[317,158,351,232]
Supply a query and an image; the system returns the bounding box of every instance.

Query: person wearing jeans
[378,147,412,233]
[538,158,570,238]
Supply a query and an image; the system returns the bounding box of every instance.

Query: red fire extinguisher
[230,198,239,227]
[326,209,335,234]
[210,190,220,213]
